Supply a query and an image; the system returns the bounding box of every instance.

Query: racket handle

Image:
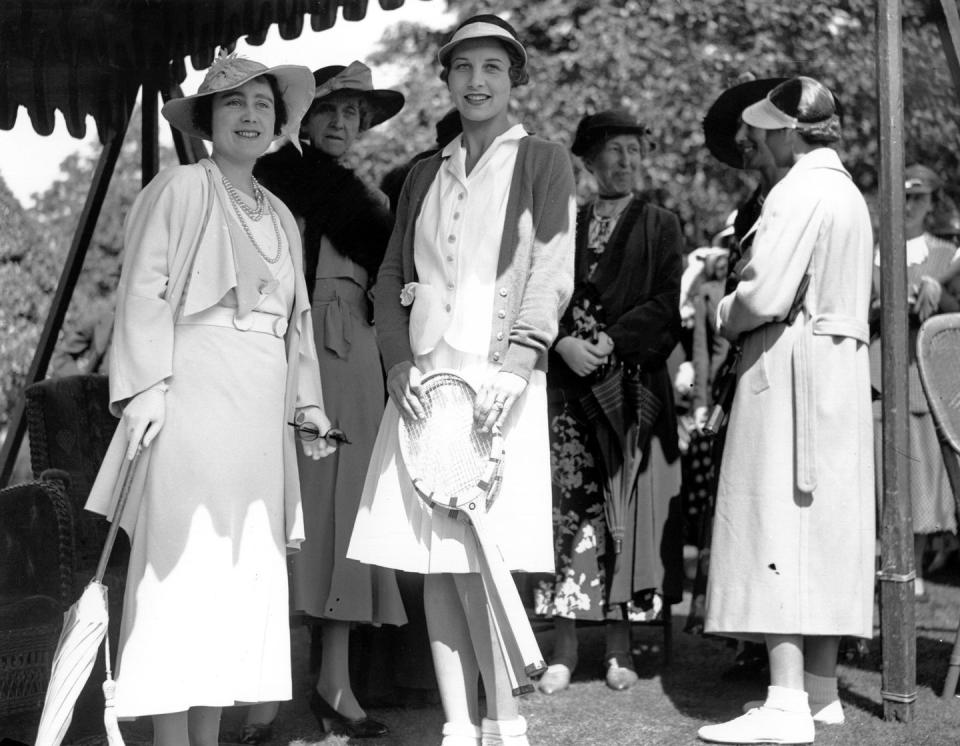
[485,592,533,697]
[470,514,546,678]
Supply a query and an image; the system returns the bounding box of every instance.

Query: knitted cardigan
[374,135,577,380]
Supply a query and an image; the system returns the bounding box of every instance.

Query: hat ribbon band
[314,60,373,101]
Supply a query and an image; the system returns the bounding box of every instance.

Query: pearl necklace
[222,174,266,221]
[223,176,283,264]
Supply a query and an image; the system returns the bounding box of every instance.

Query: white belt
[178,305,289,337]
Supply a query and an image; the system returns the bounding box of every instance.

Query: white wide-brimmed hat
[162,53,315,149]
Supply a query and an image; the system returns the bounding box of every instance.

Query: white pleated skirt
[347,341,554,574]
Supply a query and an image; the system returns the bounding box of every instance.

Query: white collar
[441,122,527,159]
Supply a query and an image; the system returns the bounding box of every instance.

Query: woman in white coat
[85,56,337,746]
[699,77,875,745]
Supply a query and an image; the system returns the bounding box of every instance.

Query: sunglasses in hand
[287,421,352,444]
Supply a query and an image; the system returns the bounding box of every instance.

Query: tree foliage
[0,175,56,427]
[0,109,176,426]
[352,0,960,244]
[4,1,960,427]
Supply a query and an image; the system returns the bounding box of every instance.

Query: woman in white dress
[347,15,576,746]
[85,55,336,746]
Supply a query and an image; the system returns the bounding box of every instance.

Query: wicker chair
[915,312,960,699]
[25,374,123,571]
[24,373,126,738]
[0,473,74,718]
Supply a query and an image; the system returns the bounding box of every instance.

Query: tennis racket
[397,370,547,695]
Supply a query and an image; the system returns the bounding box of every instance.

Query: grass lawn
[229,568,960,746]
[6,567,960,745]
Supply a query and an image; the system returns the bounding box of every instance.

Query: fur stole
[254,143,393,291]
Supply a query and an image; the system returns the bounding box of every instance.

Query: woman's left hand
[594,330,615,357]
[475,371,527,433]
[296,406,338,460]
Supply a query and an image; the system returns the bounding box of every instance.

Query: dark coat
[549,196,684,461]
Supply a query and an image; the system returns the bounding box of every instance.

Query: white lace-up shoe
[698,706,815,744]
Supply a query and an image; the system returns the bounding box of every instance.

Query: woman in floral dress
[535,110,684,694]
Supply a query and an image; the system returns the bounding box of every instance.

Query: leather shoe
[604,654,638,691]
[537,663,571,694]
[309,689,389,739]
[239,722,273,744]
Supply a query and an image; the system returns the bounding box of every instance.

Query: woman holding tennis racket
[347,14,576,746]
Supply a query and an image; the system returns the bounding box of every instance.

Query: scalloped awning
[0,0,416,142]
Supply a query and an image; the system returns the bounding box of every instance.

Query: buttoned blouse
[414,124,527,356]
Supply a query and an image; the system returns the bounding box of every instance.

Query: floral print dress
[534,195,660,622]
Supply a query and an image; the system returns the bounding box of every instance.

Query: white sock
[481,716,527,736]
[764,685,810,715]
[443,721,481,738]
[804,671,840,708]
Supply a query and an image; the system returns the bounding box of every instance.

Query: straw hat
[310,61,405,129]
[161,54,315,147]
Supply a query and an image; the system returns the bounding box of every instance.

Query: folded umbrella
[580,365,661,555]
[35,443,141,746]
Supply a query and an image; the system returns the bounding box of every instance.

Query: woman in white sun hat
[698,76,874,745]
[85,54,336,746]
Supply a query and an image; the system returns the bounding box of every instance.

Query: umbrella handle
[94,441,143,584]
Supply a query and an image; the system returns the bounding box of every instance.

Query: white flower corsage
[400,282,418,307]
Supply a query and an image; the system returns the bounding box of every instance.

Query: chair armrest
[0,478,76,611]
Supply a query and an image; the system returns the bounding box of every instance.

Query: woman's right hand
[121,385,166,460]
[386,361,426,420]
[555,336,608,377]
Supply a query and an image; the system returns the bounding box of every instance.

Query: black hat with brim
[703,78,788,168]
[571,110,650,158]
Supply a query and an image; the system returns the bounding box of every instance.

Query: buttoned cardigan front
[374,135,577,380]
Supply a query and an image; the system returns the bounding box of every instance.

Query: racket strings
[399,374,499,506]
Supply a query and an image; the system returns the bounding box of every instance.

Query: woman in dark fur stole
[250,61,407,742]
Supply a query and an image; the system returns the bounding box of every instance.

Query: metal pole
[876,0,917,722]
[142,79,159,187]
[0,100,134,487]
